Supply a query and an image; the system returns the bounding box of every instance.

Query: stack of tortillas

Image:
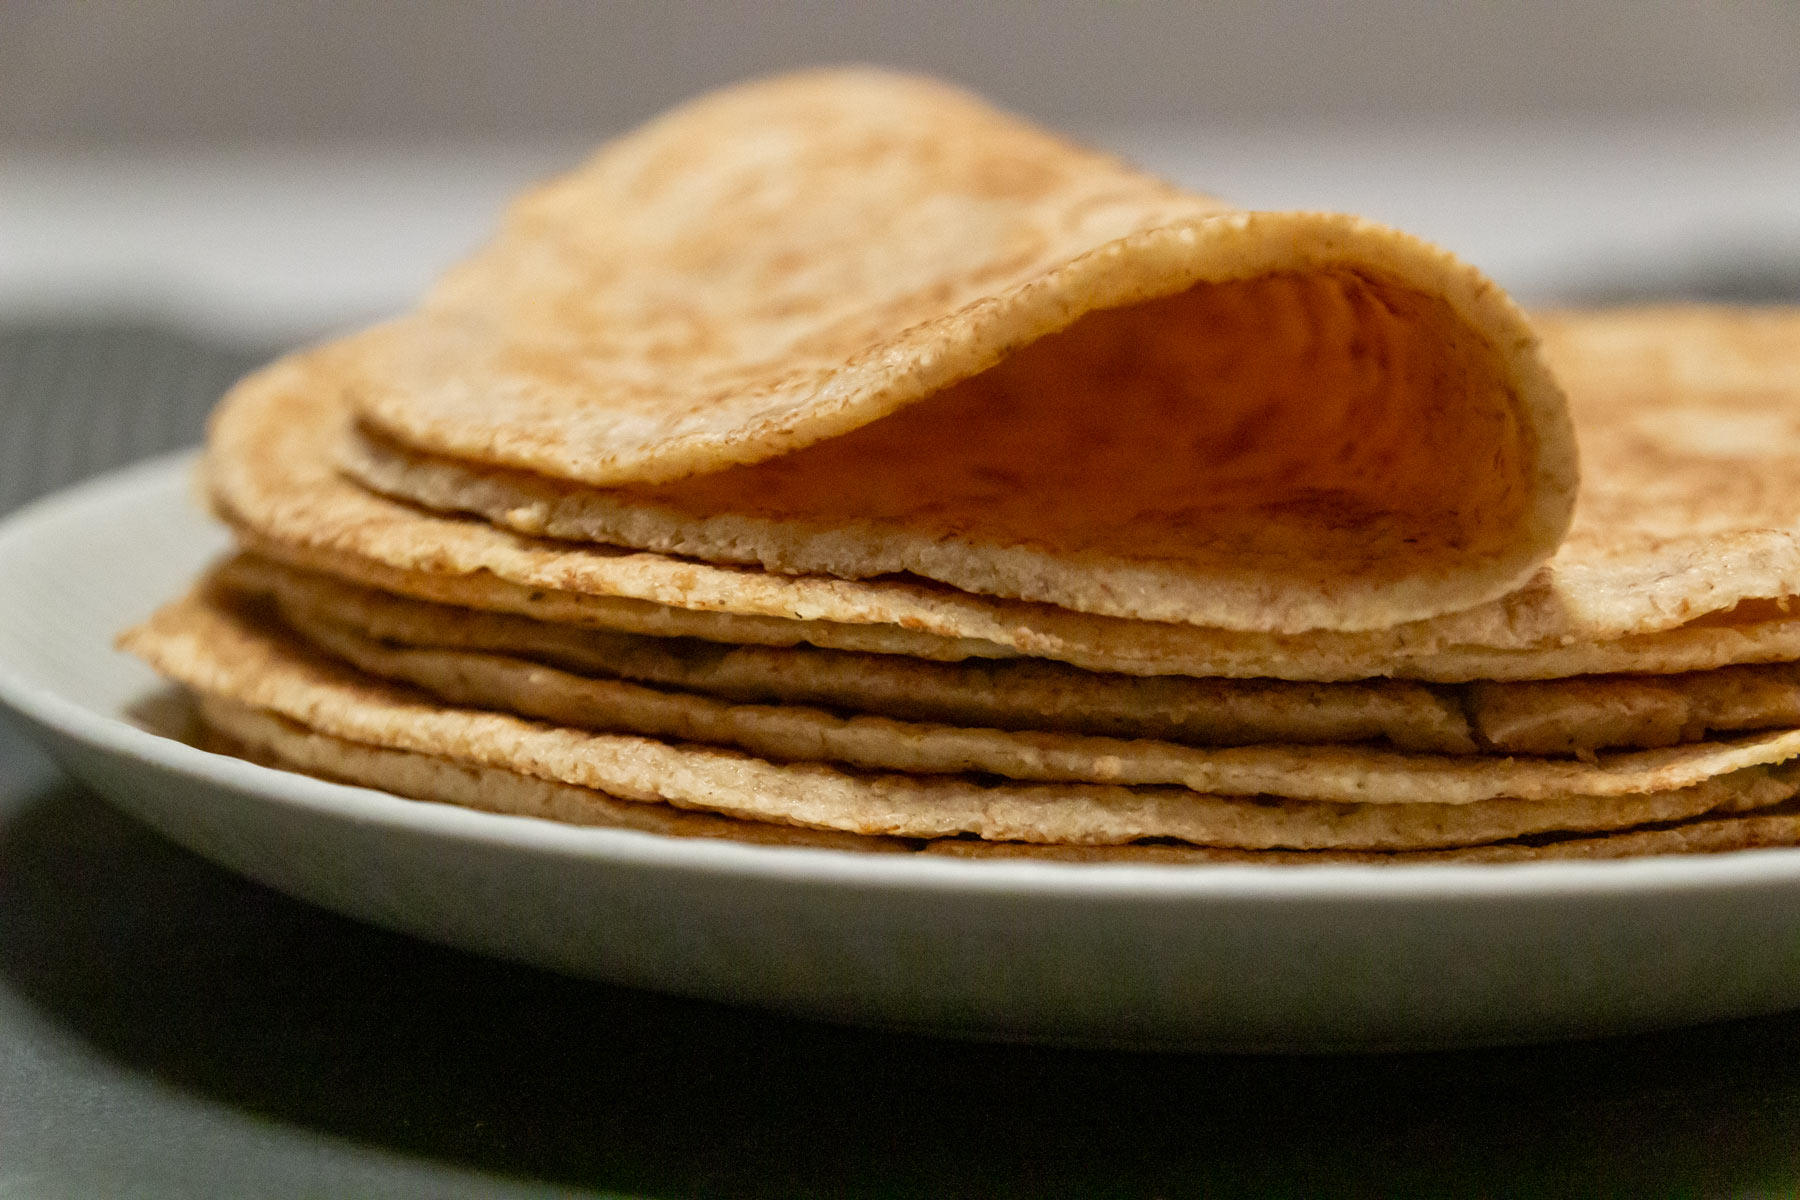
[121,69,1800,863]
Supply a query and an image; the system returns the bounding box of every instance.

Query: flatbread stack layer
[121,69,1800,863]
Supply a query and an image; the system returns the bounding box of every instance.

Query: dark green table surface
[4,322,1800,1199]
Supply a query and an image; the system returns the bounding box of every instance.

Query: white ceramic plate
[7,454,1800,1052]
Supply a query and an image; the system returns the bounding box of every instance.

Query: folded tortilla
[206,307,1800,681]
[333,68,1576,633]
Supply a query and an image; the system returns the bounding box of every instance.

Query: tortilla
[118,587,1800,848]
[1466,666,1800,755]
[334,69,1575,632]
[223,554,1800,757]
[206,308,1800,682]
[196,698,909,852]
[223,554,1476,754]
[349,304,1800,650]
[922,803,1800,863]
[198,698,1800,865]
[256,588,1800,803]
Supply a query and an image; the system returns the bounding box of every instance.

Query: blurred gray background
[5,0,1800,348]
[4,0,1799,141]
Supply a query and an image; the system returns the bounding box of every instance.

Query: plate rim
[8,451,1800,903]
